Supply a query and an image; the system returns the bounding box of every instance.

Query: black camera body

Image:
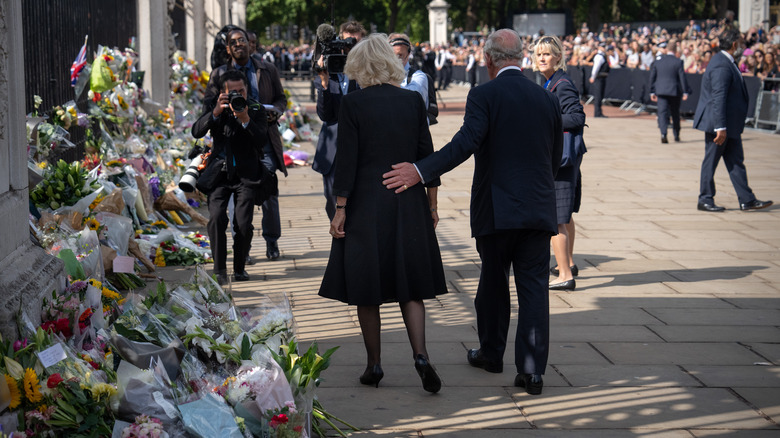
[227,90,247,113]
[314,24,357,74]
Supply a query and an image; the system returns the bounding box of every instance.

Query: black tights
[357,300,428,366]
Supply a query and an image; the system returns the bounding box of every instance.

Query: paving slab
[592,342,765,366]
[650,326,780,343]
[643,308,780,326]
[732,388,780,425]
[555,364,701,387]
[684,366,780,388]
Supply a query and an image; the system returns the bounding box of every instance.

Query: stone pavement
[190,79,780,436]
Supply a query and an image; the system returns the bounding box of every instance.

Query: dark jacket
[191,101,268,181]
[649,54,692,97]
[205,57,288,176]
[693,51,749,137]
[416,69,562,237]
[312,75,358,175]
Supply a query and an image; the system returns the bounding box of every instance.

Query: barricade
[754,78,780,132]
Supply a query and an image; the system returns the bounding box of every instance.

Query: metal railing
[753,78,780,133]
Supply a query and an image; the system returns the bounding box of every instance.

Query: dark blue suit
[649,54,691,139]
[416,68,562,375]
[693,51,755,205]
[313,75,358,220]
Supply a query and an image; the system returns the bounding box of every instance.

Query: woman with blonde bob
[318,34,447,393]
[532,35,587,291]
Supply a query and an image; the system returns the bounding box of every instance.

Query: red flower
[293,426,303,432]
[79,308,93,323]
[55,318,72,338]
[270,413,289,428]
[47,373,64,388]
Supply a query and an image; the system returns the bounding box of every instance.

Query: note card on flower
[113,255,135,273]
[37,343,67,368]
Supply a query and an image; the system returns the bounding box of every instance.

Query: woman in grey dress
[318,34,447,393]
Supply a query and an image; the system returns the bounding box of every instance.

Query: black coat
[312,75,359,176]
[649,54,692,97]
[416,69,562,237]
[318,84,446,305]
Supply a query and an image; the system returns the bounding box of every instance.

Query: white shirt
[591,51,606,79]
[401,62,429,110]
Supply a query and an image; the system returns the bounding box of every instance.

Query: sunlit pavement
[203,78,780,436]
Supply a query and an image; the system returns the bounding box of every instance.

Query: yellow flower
[23,368,43,403]
[154,246,166,267]
[85,218,100,231]
[5,374,21,409]
[102,287,121,301]
[89,278,103,289]
[90,382,117,401]
[37,162,48,170]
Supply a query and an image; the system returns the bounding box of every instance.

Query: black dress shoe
[661,135,668,144]
[514,373,543,395]
[549,279,576,291]
[215,271,229,286]
[550,264,579,277]
[467,349,503,373]
[674,135,680,142]
[594,114,608,118]
[414,354,442,393]
[697,202,725,212]
[359,364,384,388]
[233,271,250,281]
[740,199,773,211]
[266,241,280,260]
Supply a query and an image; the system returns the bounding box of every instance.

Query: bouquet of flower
[29,159,100,211]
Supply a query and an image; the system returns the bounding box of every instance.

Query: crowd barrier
[449,64,776,131]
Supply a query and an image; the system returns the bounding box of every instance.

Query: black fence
[22,1,138,163]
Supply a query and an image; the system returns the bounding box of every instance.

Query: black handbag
[195,155,226,195]
[250,162,278,206]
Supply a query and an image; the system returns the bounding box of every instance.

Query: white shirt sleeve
[591,53,605,79]
[403,70,429,109]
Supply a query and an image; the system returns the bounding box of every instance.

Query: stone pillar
[231,0,246,30]
[0,0,64,340]
[186,0,207,67]
[137,0,172,104]
[739,0,769,33]
[427,0,450,47]
[204,0,229,71]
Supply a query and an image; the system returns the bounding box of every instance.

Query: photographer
[312,20,367,220]
[204,27,287,261]
[192,70,268,285]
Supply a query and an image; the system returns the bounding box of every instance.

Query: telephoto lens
[179,154,204,192]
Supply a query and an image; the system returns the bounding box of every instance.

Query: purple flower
[65,280,87,294]
[13,338,28,351]
[149,176,161,200]
[187,199,200,208]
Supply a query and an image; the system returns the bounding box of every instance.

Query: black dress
[318,84,448,305]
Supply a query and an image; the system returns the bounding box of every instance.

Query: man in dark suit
[192,70,268,285]
[383,29,562,394]
[650,41,691,143]
[693,28,772,212]
[312,21,366,220]
[205,27,288,260]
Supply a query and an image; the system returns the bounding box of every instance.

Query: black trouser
[656,95,681,137]
[209,179,255,274]
[468,68,477,88]
[591,76,606,116]
[474,229,550,375]
[699,132,755,205]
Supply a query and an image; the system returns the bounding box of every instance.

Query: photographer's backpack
[407,67,439,125]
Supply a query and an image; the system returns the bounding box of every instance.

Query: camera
[228,90,247,112]
[179,145,209,192]
[314,24,357,74]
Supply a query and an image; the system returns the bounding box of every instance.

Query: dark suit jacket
[416,69,563,237]
[312,75,358,175]
[693,51,749,137]
[205,57,288,176]
[649,54,692,97]
[191,102,268,181]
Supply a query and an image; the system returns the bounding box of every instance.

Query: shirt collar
[721,50,735,63]
[497,65,522,76]
[233,60,254,72]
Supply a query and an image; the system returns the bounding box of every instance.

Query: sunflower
[4,374,21,409]
[85,218,100,231]
[23,368,43,403]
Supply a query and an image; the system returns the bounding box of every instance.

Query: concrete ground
[169,79,780,436]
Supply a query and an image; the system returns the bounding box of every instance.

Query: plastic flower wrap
[29,159,100,211]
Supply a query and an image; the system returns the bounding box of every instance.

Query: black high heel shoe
[414,354,441,394]
[359,364,384,388]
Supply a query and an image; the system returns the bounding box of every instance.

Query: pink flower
[13,338,28,351]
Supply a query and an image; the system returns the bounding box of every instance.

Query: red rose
[47,373,64,388]
[55,318,73,338]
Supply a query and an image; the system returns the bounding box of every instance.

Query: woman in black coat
[533,35,587,291]
[318,34,447,393]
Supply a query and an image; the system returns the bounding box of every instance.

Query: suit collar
[497,65,522,77]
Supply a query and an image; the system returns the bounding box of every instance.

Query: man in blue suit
[312,21,366,221]
[693,28,772,212]
[383,29,562,395]
[649,41,691,143]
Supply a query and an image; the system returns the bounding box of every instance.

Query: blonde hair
[344,33,406,88]
[532,35,567,72]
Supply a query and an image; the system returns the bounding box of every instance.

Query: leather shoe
[466,349,503,373]
[215,271,229,286]
[266,241,280,260]
[674,135,680,142]
[549,279,576,291]
[594,114,608,118]
[233,271,250,282]
[697,202,725,212]
[661,135,668,144]
[514,373,543,395]
[740,199,773,211]
[550,264,578,277]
